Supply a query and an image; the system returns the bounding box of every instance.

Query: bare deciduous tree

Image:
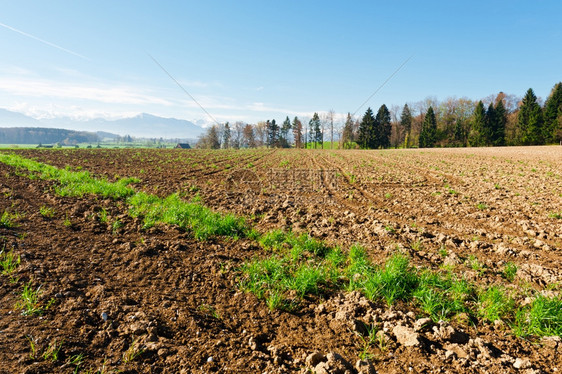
[328,109,335,149]
[254,121,268,147]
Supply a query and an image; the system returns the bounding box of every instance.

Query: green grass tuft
[477,286,515,322]
[414,271,474,321]
[42,339,63,362]
[0,247,20,276]
[240,237,345,310]
[502,262,518,282]
[128,193,248,240]
[259,229,287,250]
[362,254,419,305]
[39,205,56,218]
[15,282,51,316]
[0,210,19,228]
[514,295,562,337]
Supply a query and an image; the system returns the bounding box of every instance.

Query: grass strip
[0,153,137,199]
[514,295,562,337]
[128,192,247,240]
[240,232,561,339]
[240,230,345,311]
[0,153,248,240]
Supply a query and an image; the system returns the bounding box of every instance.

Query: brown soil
[0,146,561,373]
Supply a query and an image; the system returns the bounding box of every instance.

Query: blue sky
[0,1,561,126]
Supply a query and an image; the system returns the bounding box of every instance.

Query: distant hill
[0,109,205,139]
[0,127,99,145]
[96,131,120,140]
[107,113,205,139]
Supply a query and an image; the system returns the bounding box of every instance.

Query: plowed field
[0,146,561,373]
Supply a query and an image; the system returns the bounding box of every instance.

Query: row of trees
[197,113,330,149]
[354,105,391,149]
[0,127,99,145]
[197,82,562,149]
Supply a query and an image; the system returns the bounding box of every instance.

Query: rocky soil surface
[0,146,560,373]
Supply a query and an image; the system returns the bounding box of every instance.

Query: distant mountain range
[0,109,205,139]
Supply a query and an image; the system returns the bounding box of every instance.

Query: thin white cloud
[0,21,90,61]
[0,66,327,124]
[0,74,248,122]
[7,102,139,121]
[0,77,174,106]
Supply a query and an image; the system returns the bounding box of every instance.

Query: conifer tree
[376,104,391,149]
[518,88,544,145]
[314,114,322,146]
[308,117,314,147]
[400,104,413,147]
[280,116,292,148]
[342,113,354,149]
[484,103,496,146]
[543,82,562,143]
[369,115,379,149]
[453,119,466,146]
[419,106,437,148]
[493,100,507,146]
[223,122,231,148]
[309,113,321,149]
[468,101,486,147]
[358,108,375,149]
[267,119,279,147]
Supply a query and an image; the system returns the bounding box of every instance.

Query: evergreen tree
[543,82,562,143]
[493,100,507,146]
[280,116,292,148]
[309,112,321,148]
[222,122,231,149]
[308,115,317,148]
[358,108,375,149]
[292,116,303,148]
[369,113,379,149]
[400,104,413,147]
[315,116,322,146]
[375,104,391,149]
[453,119,466,146]
[419,106,437,148]
[518,88,544,145]
[342,113,354,149]
[267,119,279,147]
[468,101,486,147]
[484,103,496,146]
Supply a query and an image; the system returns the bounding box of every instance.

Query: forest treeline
[0,127,99,145]
[197,83,562,149]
